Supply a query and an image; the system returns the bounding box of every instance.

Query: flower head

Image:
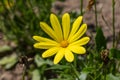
[33,13,90,64]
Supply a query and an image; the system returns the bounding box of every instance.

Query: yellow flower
[33,13,90,64]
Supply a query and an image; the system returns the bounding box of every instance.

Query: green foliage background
[0,0,120,80]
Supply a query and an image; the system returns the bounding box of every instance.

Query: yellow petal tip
[50,13,55,18]
[53,60,59,64]
[82,49,86,54]
[53,62,57,64]
[64,13,69,16]
[87,37,90,42]
[42,54,45,58]
[79,16,83,19]
[32,36,35,39]
[40,22,44,26]
[67,59,74,62]
[33,45,36,48]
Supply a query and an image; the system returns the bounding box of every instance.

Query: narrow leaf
[109,48,120,59]
[32,69,40,80]
[106,73,120,80]
[95,27,106,52]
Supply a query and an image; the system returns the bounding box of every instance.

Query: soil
[0,0,120,80]
[0,64,24,80]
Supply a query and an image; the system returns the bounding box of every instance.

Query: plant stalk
[71,64,80,80]
[94,0,98,28]
[80,0,83,15]
[112,0,115,48]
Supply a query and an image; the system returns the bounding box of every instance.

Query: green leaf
[32,69,40,80]
[95,27,106,52]
[106,73,120,80]
[0,54,18,69]
[5,60,17,69]
[46,64,71,70]
[0,54,17,65]
[34,54,53,67]
[79,72,88,80]
[0,45,12,53]
[82,67,95,73]
[79,67,98,80]
[109,48,120,59]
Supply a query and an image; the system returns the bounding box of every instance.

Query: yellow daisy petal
[65,49,74,62]
[40,22,58,41]
[34,42,59,49]
[70,37,90,46]
[33,36,58,44]
[62,13,70,40]
[68,46,86,54]
[50,14,63,42]
[68,24,87,43]
[42,47,60,58]
[68,16,83,40]
[54,48,65,64]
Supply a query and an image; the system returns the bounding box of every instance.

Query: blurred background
[0,0,120,80]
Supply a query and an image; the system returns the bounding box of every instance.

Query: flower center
[60,40,69,48]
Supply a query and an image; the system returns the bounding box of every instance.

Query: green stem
[74,54,77,68]
[88,74,94,80]
[103,65,107,80]
[112,0,115,48]
[80,0,83,15]
[94,0,98,28]
[117,61,120,72]
[70,64,80,80]
[22,65,26,80]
